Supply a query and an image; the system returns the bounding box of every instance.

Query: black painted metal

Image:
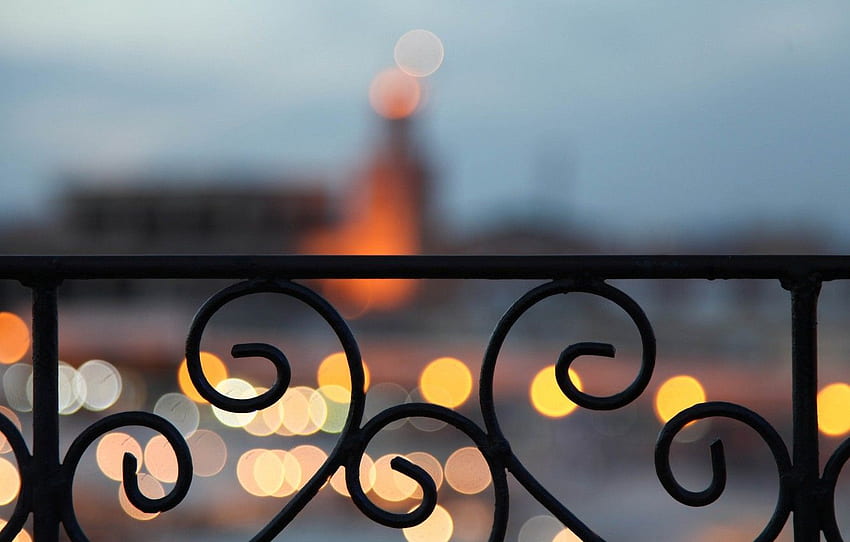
[0,255,848,541]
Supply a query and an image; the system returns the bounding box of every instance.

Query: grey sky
[1,1,849,242]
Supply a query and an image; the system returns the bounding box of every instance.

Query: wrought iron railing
[1,254,850,542]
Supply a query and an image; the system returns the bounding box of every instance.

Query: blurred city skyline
[2,1,850,247]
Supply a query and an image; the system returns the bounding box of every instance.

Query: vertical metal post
[788,277,822,541]
[31,283,60,542]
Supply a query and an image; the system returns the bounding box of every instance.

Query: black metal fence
[2,254,850,542]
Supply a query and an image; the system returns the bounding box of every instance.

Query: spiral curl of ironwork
[185,279,368,542]
[60,412,193,542]
[655,401,793,542]
[348,402,510,538]
[0,413,30,542]
[475,279,654,541]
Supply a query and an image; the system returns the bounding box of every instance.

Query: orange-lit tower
[303,68,432,315]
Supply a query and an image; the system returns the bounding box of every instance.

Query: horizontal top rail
[0,254,850,281]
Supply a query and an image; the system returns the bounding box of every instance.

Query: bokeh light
[178,352,228,404]
[317,386,349,433]
[0,312,29,365]
[186,429,227,477]
[79,359,122,411]
[144,435,178,484]
[317,352,370,402]
[372,454,418,502]
[211,378,257,428]
[237,448,302,498]
[277,386,324,436]
[23,362,88,414]
[654,375,706,423]
[407,388,447,432]
[394,29,445,78]
[444,447,491,495]
[119,474,163,521]
[369,68,422,119]
[267,450,302,498]
[237,449,267,497]
[2,363,32,412]
[553,528,583,542]
[402,504,453,542]
[244,387,284,437]
[154,393,200,437]
[447,499,492,542]
[253,450,286,496]
[518,515,564,542]
[0,456,20,505]
[290,445,328,490]
[818,382,850,436]
[0,406,22,454]
[96,432,142,482]
[330,453,376,497]
[0,519,31,542]
[419,357,472,409]
[365,382,408,430]
[530,366,582,418]
[57,362,87,415]
[406,451,443,499]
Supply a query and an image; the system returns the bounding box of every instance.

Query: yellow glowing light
[0,406,22,454]
[244,387,284,437]
[269,450,302,498]
[276,386,324,436]
[0,520,31,542]
[279,387,311,435]
[373,454,418,502]
[331,454,376,497]
[419,357,473,409]
[237,449,267,497]
[211,378,257,428]
[0,456,20,505]
[394,29,445,78]
[554,528,583,542]
[254,450,286,496]
[818,383,850,436]
[402,503,453,542]
[144,435,178,484]
[369,68,422,119]
[119,474,163,521]
[186,429,227,477]
[0,313,29,365]
[317,386,349,433]
[96,432,142,482]
[444,446,491,495]
[407,451,443,499]
[178,352,228,404]
[654,375,706,423]
[317,352,370,403]
[530,366,582,418]
[290,445,328,490]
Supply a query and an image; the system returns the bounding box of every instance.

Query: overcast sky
[1,1,849,244]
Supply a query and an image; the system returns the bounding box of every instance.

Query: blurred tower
[302,68,433,314]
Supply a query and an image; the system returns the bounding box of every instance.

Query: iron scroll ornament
[0,275,832,541]
[0,410,192,542]
[183,278,655,541]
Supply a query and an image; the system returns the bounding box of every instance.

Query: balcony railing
[1,254,850,542]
